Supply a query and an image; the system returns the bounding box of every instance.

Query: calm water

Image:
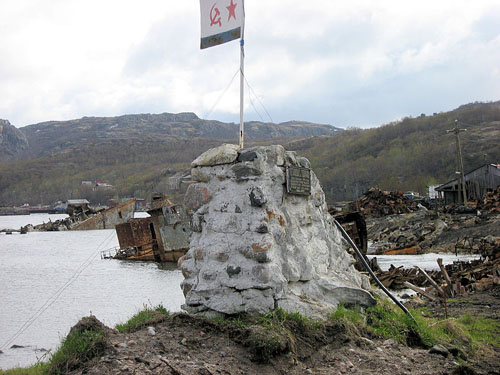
[0,215,183,370]
[367,253,481,271]
[0,213,69,231]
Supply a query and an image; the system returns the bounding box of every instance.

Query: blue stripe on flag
[200,27,241,49]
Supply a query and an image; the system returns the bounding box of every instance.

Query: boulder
[191,144,239,167]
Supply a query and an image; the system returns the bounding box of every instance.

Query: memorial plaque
[286,166,311,195]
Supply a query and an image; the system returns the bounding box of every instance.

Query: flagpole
[239,38,244,149]
[239,1,245,149]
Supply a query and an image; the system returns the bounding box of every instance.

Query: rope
[243,74,274,123]
[0,230,116,351]
[147,68,241,192]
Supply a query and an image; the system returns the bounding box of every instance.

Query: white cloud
[0,0,499,128]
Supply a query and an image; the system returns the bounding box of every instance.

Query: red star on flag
[226,0,237,21]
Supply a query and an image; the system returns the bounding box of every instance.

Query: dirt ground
[68,287,500,375]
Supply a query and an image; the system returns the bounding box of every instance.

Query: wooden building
[436,164,500,205]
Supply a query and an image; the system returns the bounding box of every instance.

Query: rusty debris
[370,255,500,298]
[329,208,368,253]
[20,200,136,232]
[480,185,500,214]
[103,194,190,262]
[352,188,418,218]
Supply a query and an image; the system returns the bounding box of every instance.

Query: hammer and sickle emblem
[210,4,222,27]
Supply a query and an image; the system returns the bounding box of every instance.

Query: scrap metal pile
[370,255,500,298]
[480,186,500,214]
[353,188,418,218]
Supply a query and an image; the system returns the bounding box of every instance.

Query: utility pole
[447,120,467,205]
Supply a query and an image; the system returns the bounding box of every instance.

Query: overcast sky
[1,0,499,129]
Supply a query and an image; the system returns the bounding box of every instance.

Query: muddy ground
[65,286,500,375]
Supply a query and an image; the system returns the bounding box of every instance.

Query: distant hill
[0,119,29,160]
[10,112,341,160]
[1,103,498,206]
[287,101,500,202]
[0,113,341,205]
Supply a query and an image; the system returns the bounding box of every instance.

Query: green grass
[1,316,107,375]
[47,330,106,375]
[115,304,170,333]
[458,315,500,347]
[0,363,48,375]
[329,300,500,356]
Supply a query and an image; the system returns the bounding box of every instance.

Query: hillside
[0,113,340,205]
[0,119,29,160]
[5,112,340,160]
[0,102,498,206]
[288,101,500,202]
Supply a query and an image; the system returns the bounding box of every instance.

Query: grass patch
[47,330,106,375]
[366,302,434,347]
[0,363,48,375]
[0,316,107,375]
[330,301,435,347]
[458,315,500,348]
[329,299,500,357]
[47,315,108,375]
[115,304,170,333]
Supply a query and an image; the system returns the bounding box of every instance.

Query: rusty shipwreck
[109,195,190,262]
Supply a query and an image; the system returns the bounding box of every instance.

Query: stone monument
[180,144,375,318]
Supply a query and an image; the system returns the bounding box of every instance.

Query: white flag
[200,0,244,49]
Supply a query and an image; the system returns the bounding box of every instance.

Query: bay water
[0,214,184,370]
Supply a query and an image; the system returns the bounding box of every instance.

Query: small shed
[436,164,500,205]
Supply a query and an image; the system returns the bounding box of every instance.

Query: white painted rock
[182,145,375,319]
[191,144,239,167]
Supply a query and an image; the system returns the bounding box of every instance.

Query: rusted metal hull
[71,200,136,230]
[112,195,191,263]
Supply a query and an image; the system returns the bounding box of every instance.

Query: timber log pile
[480,186,500,214]
[353,188,418,218]
[371,256,500,296]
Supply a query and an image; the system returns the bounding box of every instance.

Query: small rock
[249,186,267,207]
[121,366,129,372]
[196,361,205,366]
[238,150,258,162]
[181,338,188,345]
[305,369,313,374]
[220,351,227,357]
[127,340,135,346]
[376,347,383,352]
[200,331,206,337]
[429,344,449,357]
[383,339,397,346]
[0,349,3,354]
[359,337,375,347]
[147,327,156,336]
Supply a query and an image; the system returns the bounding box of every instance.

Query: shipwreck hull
[71,200,136,230]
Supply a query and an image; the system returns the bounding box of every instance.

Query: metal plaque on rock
[286,166,311,195]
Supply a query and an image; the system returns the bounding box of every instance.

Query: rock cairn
[179,144,375,318]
